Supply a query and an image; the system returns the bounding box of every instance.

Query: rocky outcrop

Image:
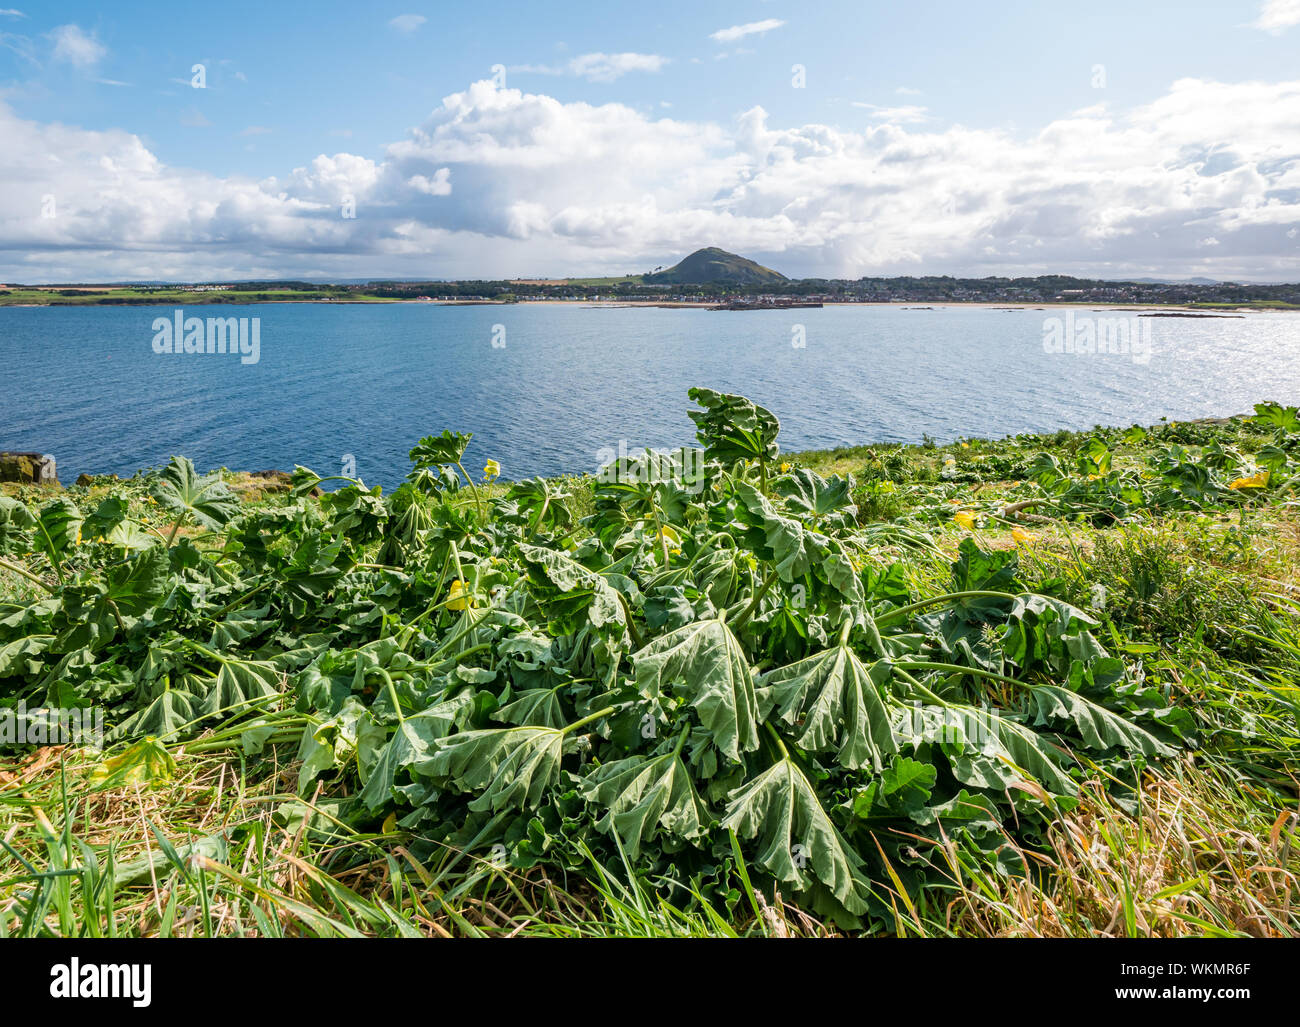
[0,452,57,485]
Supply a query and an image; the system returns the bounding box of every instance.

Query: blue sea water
[3,302,1299,487]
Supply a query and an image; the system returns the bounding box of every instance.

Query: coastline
[3,296,1295,312]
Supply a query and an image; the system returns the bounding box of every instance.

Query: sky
[1,0,1299,283]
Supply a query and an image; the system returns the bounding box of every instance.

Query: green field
[1,395,1297,937]
[0,287,404,306]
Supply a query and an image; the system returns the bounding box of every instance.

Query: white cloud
[241,125,272,136]
[1251,0,1300,33]
[709,18,785,43]
[896,86,923,96]
[48,24,105,68]
[0,31,36,64]
[409,169,452,195]
[511,52,670,82]
[566,52,669,82]
[852,103,931,124]
[388,14,426,33]
[0,9,26,17]
[1,76,1299,282]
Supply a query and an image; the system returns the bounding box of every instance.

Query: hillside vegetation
[1,394,1297,937]
[643,248,788,286]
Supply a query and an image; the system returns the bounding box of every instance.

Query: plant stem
[764,720,789,759]
[454,462,483,519]
[210,580,271,618]
[0,558,55,593]
[165,510,188,547]
[894,660,1031,689]
[650,506,670,565]
[377,668,405,725]
[528,494,551,540]
[874,590,1020,626]
[730,567,781,632]
[562,705,617,735]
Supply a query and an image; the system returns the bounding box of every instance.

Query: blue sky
[2,1,1299,281]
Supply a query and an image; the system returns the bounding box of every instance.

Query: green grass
[0,288,404,306]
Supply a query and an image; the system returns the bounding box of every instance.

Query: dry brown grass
[934,760,1299,938]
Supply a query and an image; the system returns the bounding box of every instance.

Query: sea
[3,302,1299,487]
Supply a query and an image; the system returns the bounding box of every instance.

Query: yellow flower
[656,524,682,554]
[483,459,501,481]
[1011,526,1038,545]
[953,510,976,530]
[1228,470,1270,490]
[75,528,82,545]
[446,579,473,610]
[960,442,970,449]
[779,462,792,473]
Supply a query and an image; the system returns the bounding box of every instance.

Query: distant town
[2,247,1298,309]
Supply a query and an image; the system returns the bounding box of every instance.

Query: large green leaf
[519,544,626,635]
[721,756,870,915]
[900,703,1078,795]
[0,496,36,556]
[355,695,476,811]
[409,430,472,468]
[1028,684,1171,757]
[32,496,82,566]
[758,645,898,771]
[422,725,568,812]
[633,617,759,761]
[153,456,239,531]
[493,686,568,728]
[108,688,200,743]
[200,657,282,717]
[687,387,780,467]
[101,544,170,615]
[580,746,711,857]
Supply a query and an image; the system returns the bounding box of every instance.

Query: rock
[75,472,120,487]
[250,469,293,484]
[244,469,318,495]
[0,454,33,483]
[0,451,57,485]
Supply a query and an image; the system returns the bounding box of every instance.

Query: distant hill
[644,247,787,286]
[1126,277,1223,286]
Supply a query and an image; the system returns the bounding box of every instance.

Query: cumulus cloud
[1,76,1299,282]
[48,24,105,68]
[709,18,785,43]
[1251,0,1300,33]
